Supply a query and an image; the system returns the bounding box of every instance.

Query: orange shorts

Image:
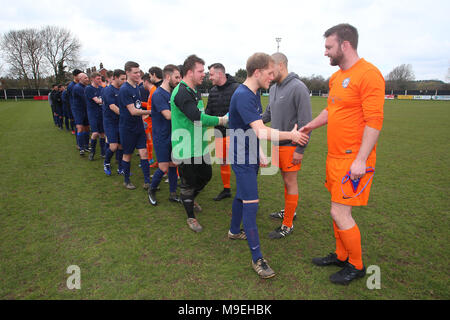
[325,156,376,206]
[144,117,152,136]
[215,136,229,161]
[272,145,302,172]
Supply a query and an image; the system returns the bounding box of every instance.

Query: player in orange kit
[141,73,155,166]
[300,23,385,285]
[142,68,163,168]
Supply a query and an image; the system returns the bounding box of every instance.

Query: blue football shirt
[85,85,103,111]
[229,84,262,167]
[102,84,120,122]
[118,81,144,133]
[72,83,87,111]
[67,81,76,108]
[151,87,172,145]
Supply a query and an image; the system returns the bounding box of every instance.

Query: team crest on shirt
[135,100,142,109]
[342,77,350,88]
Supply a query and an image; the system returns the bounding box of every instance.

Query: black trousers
[177,156,212,218]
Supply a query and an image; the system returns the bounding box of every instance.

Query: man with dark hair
[300,23,384,285]
[119,61,152,190]
[105,70,114,86]
[61,83,74,133]
[148,66,163,85]
[170,54,228,232]
[148,64,182,205]
[61,84,70,131]
[177,65,184,78]
[227,52,308,279]
[50,84,64,129]
[142,69,162,168]
[67,69,83,140]
[85,72,106,161]
[49,84,60,127]
[72,73,91,155]
[102,69,126,176]
[205,63,240,201]
[139,72,150,103]
[262,52,312,239]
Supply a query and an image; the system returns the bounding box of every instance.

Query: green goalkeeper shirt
[170,80,219,160]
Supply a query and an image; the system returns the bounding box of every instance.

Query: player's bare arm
[250,119,308,145]
[126,104,151,116]
[109,104,120,115]
[300,108,328,134]
[350,126,380,180]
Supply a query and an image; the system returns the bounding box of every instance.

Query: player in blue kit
[147,64,182,205]
[67,69,83,140]
[228,53,309,279]
[72,72,91,156]
[102,69,126,176]
[85,72,106,161]
[119,61,152,190]
[61,84,73,133]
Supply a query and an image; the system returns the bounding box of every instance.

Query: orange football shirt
[326,58,385,159]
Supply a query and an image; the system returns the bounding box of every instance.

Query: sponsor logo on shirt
[342,77,351,88]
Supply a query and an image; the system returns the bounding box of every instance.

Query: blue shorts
[154,139,172,163]
[63,104,73,119]
[232,164,259,201]
[120,127,147,155]
[104,119,120,144]
[72,106,89,126]
[87,108,104,133]
[55,105,63,116]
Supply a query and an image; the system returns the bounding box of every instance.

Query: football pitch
[0,97,448,300]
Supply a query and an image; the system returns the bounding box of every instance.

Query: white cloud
[1,0,449,81]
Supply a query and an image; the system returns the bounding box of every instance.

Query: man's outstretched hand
[291,124,309,146]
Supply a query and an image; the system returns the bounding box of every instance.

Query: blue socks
[230,197,244,235]
[104,148,114,165]
[140,159,150,184]
[90,138,97,153]
[122,160,131,183]
[76,132,82,150]
[242,202,262,263]
[99,138,106,156]
[151,168,165,190]
[230,198,263,262]
[76,132,88,150]
[116,149,123,171]
[82,132,89,150]
[168,167,178,193]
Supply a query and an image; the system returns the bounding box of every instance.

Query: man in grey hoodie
[262,52,312,239]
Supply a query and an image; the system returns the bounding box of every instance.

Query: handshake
[218,113,229,126]
[290,124,310,146]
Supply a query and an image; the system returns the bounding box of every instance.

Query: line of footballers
[46,23,384,284]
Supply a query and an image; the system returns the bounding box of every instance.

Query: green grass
[0,97,449,300]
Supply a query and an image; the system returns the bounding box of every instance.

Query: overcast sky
[2,0,449,81]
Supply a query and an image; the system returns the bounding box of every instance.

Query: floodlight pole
[275,37,282,52]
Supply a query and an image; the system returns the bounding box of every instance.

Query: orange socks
[220,164,231,189]
[337,223,363,270]
[333,221,349,262]
[282,193,298,228]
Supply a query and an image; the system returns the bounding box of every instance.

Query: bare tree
[41,26,81,82]
[386,64,415,91]
[1,30,32,87]
[0,28,47,88]
[23,28,47,88]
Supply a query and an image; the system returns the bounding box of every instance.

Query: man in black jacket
[50,84,63,130]
[205,63,240,201]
